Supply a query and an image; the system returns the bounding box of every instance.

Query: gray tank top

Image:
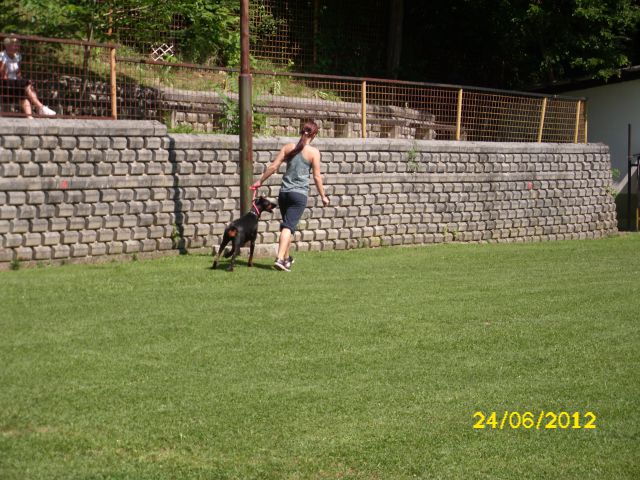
[280,150,312,195]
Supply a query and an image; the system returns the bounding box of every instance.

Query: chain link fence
[1,33,586,143]
[0,34,116,118]
[94,0,386,74]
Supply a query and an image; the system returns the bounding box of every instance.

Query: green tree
[175,0,240,65]
[515,0,640,84]
[400,0,640,88]
[0,0,240,66]
[0,0,105,39]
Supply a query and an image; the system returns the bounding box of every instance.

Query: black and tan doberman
[211,196,277,271]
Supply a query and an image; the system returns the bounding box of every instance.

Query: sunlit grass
[1,235,639,479]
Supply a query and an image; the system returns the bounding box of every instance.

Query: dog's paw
[226,265,234,272]
[211,261,218,269]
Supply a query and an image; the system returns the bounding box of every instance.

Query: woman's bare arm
[254,143,294,186]
[311,150,330,206]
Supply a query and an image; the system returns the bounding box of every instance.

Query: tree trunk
[386,0,404,79]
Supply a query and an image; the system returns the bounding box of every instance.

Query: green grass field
[1,235,639,479]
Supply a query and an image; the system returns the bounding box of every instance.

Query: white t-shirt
[0,51,21,80]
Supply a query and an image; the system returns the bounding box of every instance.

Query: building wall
[0,119,618,268]
[564,79,640,194]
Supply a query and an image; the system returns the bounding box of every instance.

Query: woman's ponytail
[284,120,319,162]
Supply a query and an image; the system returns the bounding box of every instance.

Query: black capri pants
[0,78,31,103]
[278,190,307,233]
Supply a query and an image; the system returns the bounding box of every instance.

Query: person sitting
[0,35,56,118]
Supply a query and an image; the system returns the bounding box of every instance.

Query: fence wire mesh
[250,0,315,69]
[0,34,115,118]
[94,0,188,61]
[115,57,234,128]
[1,33,586,143]
[93,1,386,73]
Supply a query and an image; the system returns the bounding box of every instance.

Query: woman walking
[252,120,330,271]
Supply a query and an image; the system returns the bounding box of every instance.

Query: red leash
[250,185,261,216]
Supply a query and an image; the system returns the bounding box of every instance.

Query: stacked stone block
[0,120,169,264]
[271,142,617,252]
[0,119,618,268]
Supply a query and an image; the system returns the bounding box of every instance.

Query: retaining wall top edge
[253,137,609,154]
[157,135,612,156]
[0,118,609,155]
[0,118,166,136]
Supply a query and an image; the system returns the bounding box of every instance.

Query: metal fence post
[239,0,253,215]
[584,103,588,144]
[537,97,547,143]
[455,88,463,140]
[628,124,632,230]
[361,80,367,139]
[574,100,582,143]
[110,46,117,119]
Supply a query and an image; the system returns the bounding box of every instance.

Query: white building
[540,67,640,196]
[536,67,640,228]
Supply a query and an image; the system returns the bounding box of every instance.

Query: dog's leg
[212,235,230,269]
[226,239,242,272]
[247,239,255,267]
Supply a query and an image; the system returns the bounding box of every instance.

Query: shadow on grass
[207,258,275,271]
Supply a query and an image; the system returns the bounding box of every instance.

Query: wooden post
[574,100,582,143]
[110,47,117,120]
[455,89,463,140]
[537,97,547,143]
[361,80,367,139]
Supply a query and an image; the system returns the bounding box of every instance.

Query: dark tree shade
[399,0,640,88]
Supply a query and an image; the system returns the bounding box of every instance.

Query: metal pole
[361,80,367,139]
[313,0,319,67]
[584,102,588,144]
[455,89,463,141]
[110,47,117,119]
[239,0,253,215]
[537,97,547,143]
[573,100,581,143]
[637,154,640,231]
[628,124,632,230]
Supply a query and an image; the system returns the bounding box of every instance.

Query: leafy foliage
[175,0,240,66]
[215,88,268,135]
[0,0,103,39]
[400,0,640,88]
[0,0,240,65]
[2,0,640,88]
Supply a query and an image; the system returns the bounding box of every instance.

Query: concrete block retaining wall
[0,119,617,268]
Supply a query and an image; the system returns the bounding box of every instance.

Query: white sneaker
[40,106,56,116]
[273,258,291,272]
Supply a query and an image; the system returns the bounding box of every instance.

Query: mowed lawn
[1,235,639,479]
